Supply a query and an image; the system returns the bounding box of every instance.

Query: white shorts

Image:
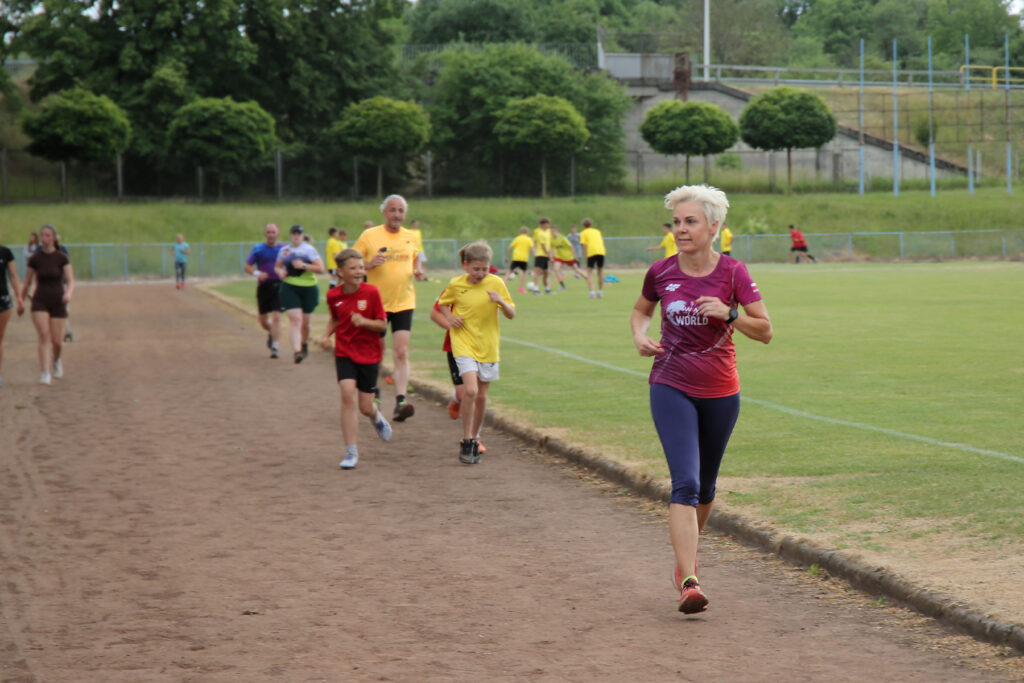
[455,356,499,383]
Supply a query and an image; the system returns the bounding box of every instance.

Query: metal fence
[33,229,1020,282]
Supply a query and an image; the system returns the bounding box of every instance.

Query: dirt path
[0,283,1019,682]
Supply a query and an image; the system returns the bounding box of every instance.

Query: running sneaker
[589,291,596,299]
[294,352,304,364]
[301,342,309,359]
[678,578,709,614]
[673,556,698,592]
[266,333,273,350]
[394,399,415,422]
[64,330,74,342]
[459,438,475,465]
[544,288,553,295]
[53,359,63,379]
[270,347,279,359]
[374,415,393,442]
[471,439,481,463]
[40,371,52,386]
[447,399,461,420]
[339,453,358,470]
[559,282,567,290]
[597,290,604,299]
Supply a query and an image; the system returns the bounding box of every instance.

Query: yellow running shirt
[720,226,733,252]
[533,227,552,258]
[353,225,419,312]
[438,273,513,363]
[579,226,606,257]
[509,234,533,262]
[325,236,344,270]
[660,232,677,258]
[553,235,575,261]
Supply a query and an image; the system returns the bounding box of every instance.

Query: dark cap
[290,224,304,234]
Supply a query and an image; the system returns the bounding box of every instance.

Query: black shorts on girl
[335,356,379,394]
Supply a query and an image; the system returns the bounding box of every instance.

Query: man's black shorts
[533,256,549,270]
[379,308,414,337]
[587,254,605,268]
[256,279,282,314]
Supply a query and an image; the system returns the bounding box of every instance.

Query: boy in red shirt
[788,224,817,263]
[320,249,393,469]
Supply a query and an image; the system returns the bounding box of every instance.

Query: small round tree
[328,97,430,198]
[639,100,738,184]
[167,97,276,196]
[494,94,589,198]
[22,87,132,164]
[739,86,837,194]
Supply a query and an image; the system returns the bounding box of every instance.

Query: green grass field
[3,187,1024,247]
[218,260,1024,557]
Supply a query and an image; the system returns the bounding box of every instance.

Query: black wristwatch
[725,307,738,324]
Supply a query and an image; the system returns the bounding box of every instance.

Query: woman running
[0,241,25,387]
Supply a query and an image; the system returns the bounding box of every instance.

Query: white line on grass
[499,334,1024,466]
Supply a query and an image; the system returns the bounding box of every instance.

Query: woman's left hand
[695,295,729,321]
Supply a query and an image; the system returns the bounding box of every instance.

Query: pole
[703,0,710,82]
[116,153,124,201]
[426,150,433,198]
[1,148,7,203]
[966,34,974,195]
[275,149,283,201]
[1006,33,1012,195]
[859,39,865,196]
[893,40,899,198]
[929,36,936,197]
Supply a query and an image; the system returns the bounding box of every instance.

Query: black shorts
[447,351,463,386]
[533,256,549,270]
[256,280,282,314]
[791,246,808,253]
[335,356,379,394]
[0,294,12,314]
[721,249,731,255]
[380,308,414,337]
[587,254,605,268]
[510,260,528,273]
[30,286,67,318]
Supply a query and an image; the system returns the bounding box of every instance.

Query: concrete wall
[617,74,966,187]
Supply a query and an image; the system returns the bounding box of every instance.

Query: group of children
[320,235,513,469]
[505,217,607,300]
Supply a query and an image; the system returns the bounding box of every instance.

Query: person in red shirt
[788,224,817,263]
[631,184,773,615]
[320,249,393,470]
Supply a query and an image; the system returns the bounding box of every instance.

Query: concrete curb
[197,283,1024,655]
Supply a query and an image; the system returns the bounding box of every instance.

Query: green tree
[167,97,276,195]
[639,100,739,183]
[739,86,836,193]
[494,94,589,198]
[428,43,629,195]
[328,96,430,198]
[22,87,131,164]
[409,0,534,44]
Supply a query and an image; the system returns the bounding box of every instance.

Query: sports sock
[346,444,358,457]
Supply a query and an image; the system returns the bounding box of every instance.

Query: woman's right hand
[634,335,664,356]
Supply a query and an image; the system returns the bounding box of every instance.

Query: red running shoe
[678,578,709,614]
[673,555,698,592]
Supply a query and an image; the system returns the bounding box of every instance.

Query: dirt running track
[0,284,1016,682]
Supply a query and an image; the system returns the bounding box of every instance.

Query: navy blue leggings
[649,383,740,507]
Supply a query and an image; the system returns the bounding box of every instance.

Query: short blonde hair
[459,240,493,264]
[334,248,362,269]
[664,184,730,232]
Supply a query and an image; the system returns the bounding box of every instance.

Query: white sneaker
[597,290,603,299]
[589,291,596,299]
[339,453,358,470]
[53,359,63,379]
[40,371,52,385]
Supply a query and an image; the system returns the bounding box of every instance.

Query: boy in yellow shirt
[579,217,606,299]
[437,241,515,464]
[505,226,534,293]
[646,223,677,260]
[325,227,347,287]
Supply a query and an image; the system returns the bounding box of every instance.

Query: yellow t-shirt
[509,234,533,262]
[353,225,419,312]
[720,227,733,252]
[533,227,552,258]
[325,237,344,270]
[552,235,574,261]
[660,232,677,258]
[438,273,513,364]
[579,227,605,257]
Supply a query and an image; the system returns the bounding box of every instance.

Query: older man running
[354,194,423,422]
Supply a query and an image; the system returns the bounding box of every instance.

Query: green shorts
[279,282,319,313]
